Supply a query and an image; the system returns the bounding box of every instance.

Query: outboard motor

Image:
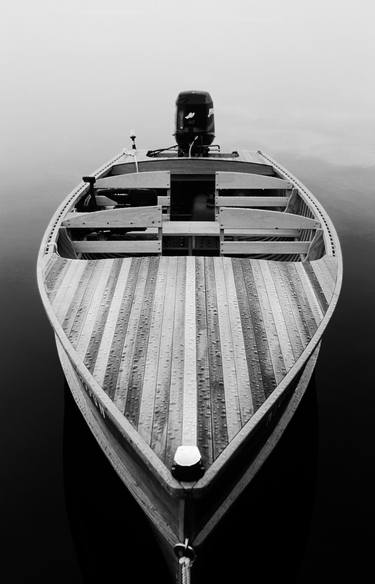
[175,90,215,156]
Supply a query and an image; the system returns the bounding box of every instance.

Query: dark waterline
[1,155,374,582]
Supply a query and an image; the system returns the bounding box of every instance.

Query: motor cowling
[174,90,215,156]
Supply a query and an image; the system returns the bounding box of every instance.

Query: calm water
[1,154,374,583]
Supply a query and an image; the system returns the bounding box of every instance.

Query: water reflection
[63,375,318,583]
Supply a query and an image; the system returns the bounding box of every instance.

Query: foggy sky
[1,0,374,179]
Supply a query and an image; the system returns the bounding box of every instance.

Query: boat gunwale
[37,150,343,496]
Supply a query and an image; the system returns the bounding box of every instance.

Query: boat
[37,91,342,581]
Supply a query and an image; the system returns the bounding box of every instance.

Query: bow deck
[44,253,337,468]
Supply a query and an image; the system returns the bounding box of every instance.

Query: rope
[174,540,196,584]
[177,557,192,584]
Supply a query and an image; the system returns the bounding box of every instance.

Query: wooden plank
[181,257,198,447]
[113,258,151,413]
[63,205,162,229]
[52,260,87,324]
[213,257,242,440]
[295,263,324,325]
[124,257,160,426]
[44,258,70,303]
[223,258,253,423]
[84,259,123,372]
[110,159,275,176]
[221,241,310,255]
[220,207,320,230]
[165,257,186,467]
[72,240,161,254]
[280,263,318,341]
[103,258,142,399]
[216,196,288,207]
[204,257,228,458]
[95,170,171,190]
[267,262,306,359]
[225,227,298,237]
[250,260,287,385]
[301,261,329,314]
[157,195,170,206]
[232,259,266,410]
[216,172,292,190]
[241,261,277,398]
[92,259,132,386]
[62,261,97,337]
[195,256,213,466]
[311,258,336,303]
[322,255,338,281]
[162,221,219,236]
[259,261,296,371]
[74,260,115,356]
[151,257,178,458]
[138,258,169,444]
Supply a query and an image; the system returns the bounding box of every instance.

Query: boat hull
[56,333,320,563]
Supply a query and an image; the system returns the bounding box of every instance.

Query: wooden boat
[37,92,342,581]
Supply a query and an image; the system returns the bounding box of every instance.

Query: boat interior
[56,160,326,262]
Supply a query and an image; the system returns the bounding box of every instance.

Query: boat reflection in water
[63,372,318,583]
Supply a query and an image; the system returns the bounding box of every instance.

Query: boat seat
[94,171,171,218]
[215,171,293,216]
[219,207,321,256]
[61,205,162,255]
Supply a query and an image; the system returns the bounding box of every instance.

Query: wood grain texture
[182,257,198,446]
[138,258,169,444]
[124,257,160,426]
[204,257,228,458]
[165,257,186,467]
[216,172,292,190]
[151,257,178,458]
[44,254,333,468]
[114,258,151,413]
[95,171,170,190]
[216,196,288,207]
[195,257,213,465]
[214,258,242,440]
[220,207,320,230]
[63,205,162,229]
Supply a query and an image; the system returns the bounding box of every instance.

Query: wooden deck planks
[124,257,160,426]
[205,257,228,459]
[268,262,306,359]
[250,260,287,385]
[74,260,115,356]
[311,258,336,304]
[165,257,186,467]
[114,258,151,413]
[241,261,277,398]
[281,263,318,341]
[195,257,213,466]
[232,259,266,410]
[66,261,108,348]
[296,263,326,322]
[92,260,132,386]
[83,260,122,372]
[222,258,253,424]
[138,258,169,445]
[151,257,178,458]
[259,261,296,371]
[45,257,69,303]
[46,253,332,468]
[213,258,242,440]
[103,258,142,399]
[62,261,97,337]
[52,260,87,324]
[181,258,198,446]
